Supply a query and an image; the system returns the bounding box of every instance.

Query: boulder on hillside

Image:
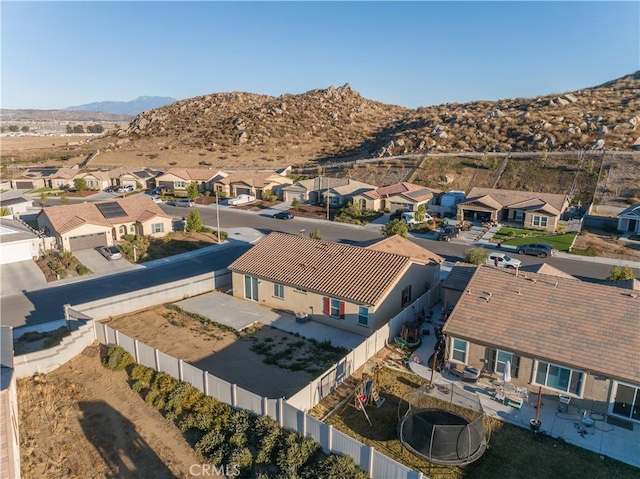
[564,94,578,103]
[598,125,609,135]
[631,137,640,151]
[592,139,605,150]
[555,97,570,106]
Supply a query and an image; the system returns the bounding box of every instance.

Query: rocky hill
[91,72,640,166]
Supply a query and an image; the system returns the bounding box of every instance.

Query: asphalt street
[2,198,638,328]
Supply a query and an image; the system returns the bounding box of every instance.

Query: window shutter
[339,301,345,320]
[487,348,496,372]
[323,297,330,315]
[512,355,520,379]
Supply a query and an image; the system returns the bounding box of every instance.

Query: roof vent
[517,289,522,295]
[628,293,638,299]
[554,281,558,288]
[530,278,537,284]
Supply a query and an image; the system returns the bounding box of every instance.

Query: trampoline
[398,383,488,465]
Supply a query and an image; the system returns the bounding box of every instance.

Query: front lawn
[495,228,578,252]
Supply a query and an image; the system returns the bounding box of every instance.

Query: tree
[0,206,10,216]
[74,178,88,192]
[20,126,29,132]
[60,251,74,268]
[464,247,489,265]
[60,195,70,205]
[291,197,301,209]
[8,125,19,132]
[66,125,73,134]
[40,192,48,207]
[309,229,321,240]
[415,204,426,223]
[381,219,408,238]
[72,125,84,134]
[607,265,636,281]
[185,209,203,233]
[187,181,199,200]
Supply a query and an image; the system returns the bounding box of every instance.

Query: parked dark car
[437,225,459,241]
[272,211,294,220]
[390,208,411,220]
[104,186,117,193]
[516,242,556,258]
[98,245,122,260]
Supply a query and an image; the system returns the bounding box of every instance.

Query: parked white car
[151,196,163,204]
[487,252,521,269]
[116,185,134,193]
[228,194,256,206]
[401,211,433,225]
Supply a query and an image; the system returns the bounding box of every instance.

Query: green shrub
[145,372,179,410]
[102,346,134,371]
[195,429,227,455]
[165,382,203,419]
[252,416,282,464]
[227,446,253,477]
[123,234,136,241]
[179,411,215,433]
[276,430,320,475]
[313,454,368,479]
[75,264,91,275]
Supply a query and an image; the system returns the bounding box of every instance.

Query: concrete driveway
[73,249,142,275]
[0,260,47,295]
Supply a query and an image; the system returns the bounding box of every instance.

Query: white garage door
[69,232,108,251]
[0,242,34,264]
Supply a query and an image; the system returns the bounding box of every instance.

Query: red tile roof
[366,235,443,265]
[228,232,415,305]
[442,266,640,384]
[38,196,171,234]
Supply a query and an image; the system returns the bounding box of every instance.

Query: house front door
[629,219,638,233]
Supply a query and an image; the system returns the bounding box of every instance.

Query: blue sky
[1,1,638,110]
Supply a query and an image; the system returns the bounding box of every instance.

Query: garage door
[15,181,35,189]
[69,232,107,251]
[0,242,34,264]
[235,187,252,196]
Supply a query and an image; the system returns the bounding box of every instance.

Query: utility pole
[216,190,221,242]
[326,177,330,220]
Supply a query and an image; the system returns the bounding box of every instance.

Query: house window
[532,215,548,227]
[151,223,164,234]
[486,349,520,378]
[401,285,412,307]
[119,225,126,235]
[175,181,187,189]
[323,297,345,320]
[273,283,284,299]
[358,307,369,326]
[244,275,258,301]
[129,224,135,233]
[534,361,584,395]
[611,382,640,421]
[452,338,468,363]
[514,210,523,221]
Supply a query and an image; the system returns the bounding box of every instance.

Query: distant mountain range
[65,96,177,116]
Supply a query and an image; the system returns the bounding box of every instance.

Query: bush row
[102,346,367,479]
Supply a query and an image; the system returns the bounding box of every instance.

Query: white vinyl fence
[288,287,436,411]
[94,322,425,479]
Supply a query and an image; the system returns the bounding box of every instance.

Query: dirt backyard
[102,305,345,399]
[18,346,209,479]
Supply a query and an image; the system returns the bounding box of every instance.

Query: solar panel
[96,202,127,219]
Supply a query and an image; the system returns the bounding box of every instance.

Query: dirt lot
[18,347,206,479]
[102,305,338,399]
[572,228,640,262]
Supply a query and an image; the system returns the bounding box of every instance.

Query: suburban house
[155,168,228,193]
[37,196,172,251]
[109,167,162,190]
[282,177,355,204]
[10,167,79,190]
[322,179,377,207]
[215,171,293,199]
[442,265,640,426]
[352,182,442,213]
[617,204,640,234]
[0,196,33,216]
[0,218,43,264]
[228,232,443,336]
[76,170,112,191]
[457,187,570,232]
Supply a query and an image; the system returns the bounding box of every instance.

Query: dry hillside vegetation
[80,72,640,170]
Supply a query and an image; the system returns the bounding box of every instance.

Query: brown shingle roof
[162,168,226,181]
[442,266,640,384]
[228,232,413,305]
[220,171,286,187]
[462,187,568,213]
[38,196,171,234]
[362,182,441,202]
[442,262,478,291]
[366,235,443,265]
[520,263,576,279]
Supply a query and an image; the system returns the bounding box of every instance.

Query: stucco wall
[140,216,173,238]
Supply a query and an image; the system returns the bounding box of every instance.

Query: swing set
[342,366,385,426]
